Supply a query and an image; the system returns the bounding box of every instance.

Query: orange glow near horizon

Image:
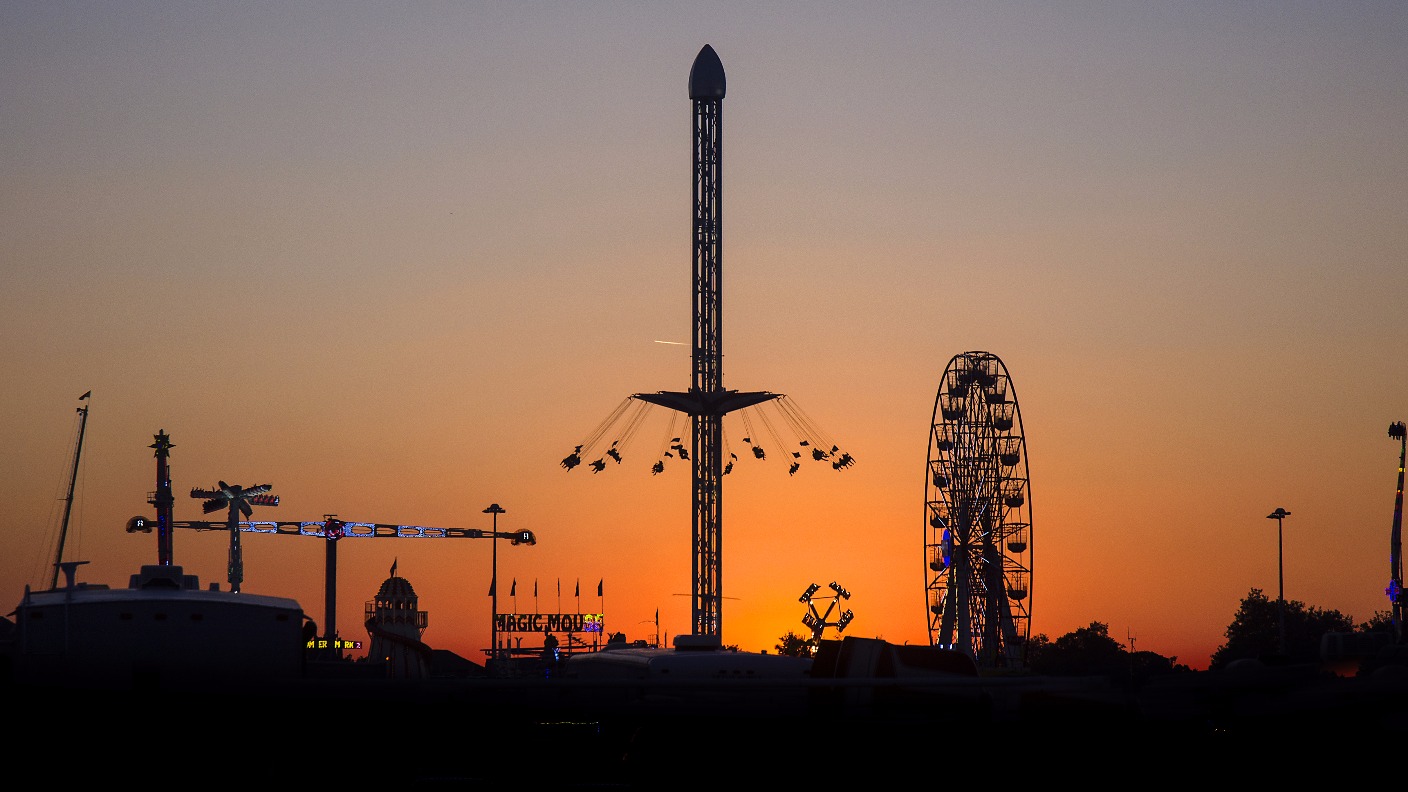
[3,5,1407,674]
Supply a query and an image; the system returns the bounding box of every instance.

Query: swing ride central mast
[633,45,778,642]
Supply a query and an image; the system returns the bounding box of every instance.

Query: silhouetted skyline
[3,4,1406,670]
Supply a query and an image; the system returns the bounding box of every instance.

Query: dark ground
[10,660,1408,786]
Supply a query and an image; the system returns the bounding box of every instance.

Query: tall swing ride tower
[633,45,780,643]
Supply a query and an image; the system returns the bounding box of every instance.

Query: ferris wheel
[924,351,1032,669]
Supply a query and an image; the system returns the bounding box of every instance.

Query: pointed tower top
[689,44,726,100]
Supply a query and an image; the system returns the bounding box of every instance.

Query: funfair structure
[561,45,854,646]
[127,431,536,660]
[925,351,1033,670]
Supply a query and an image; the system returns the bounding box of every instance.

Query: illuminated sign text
[496,613,604,633]
[306,638,363,650]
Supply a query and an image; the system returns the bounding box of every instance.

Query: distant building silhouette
[365,565,431,678]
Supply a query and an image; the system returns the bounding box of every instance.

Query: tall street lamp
[484,503,506,664]
[1266,507,1291,656]
[1388,422,1406,641]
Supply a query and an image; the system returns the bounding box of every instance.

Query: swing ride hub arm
[633,388,779,417]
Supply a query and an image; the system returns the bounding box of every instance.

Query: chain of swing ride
[560,396,854,477]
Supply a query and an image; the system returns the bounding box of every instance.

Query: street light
[484,503,506,665]
[1266,507,1291,656]
[1388,422,1406,640]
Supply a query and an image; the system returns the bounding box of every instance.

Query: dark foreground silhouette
[8,636,1408,786]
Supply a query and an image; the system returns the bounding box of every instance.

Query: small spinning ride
[924,351,1032,669]
[799,581,854,646]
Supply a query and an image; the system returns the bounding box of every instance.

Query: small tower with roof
[365,559,431,678]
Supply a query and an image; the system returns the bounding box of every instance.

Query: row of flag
[489,577,604,598]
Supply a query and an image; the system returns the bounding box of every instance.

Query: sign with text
[306,638,363,650]
[496,613,604,633]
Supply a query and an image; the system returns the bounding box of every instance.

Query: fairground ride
[924,351,1032,670]
[128,431,535,658]
[560,45,853,645]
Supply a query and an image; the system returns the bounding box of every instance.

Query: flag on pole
[575,579,580,597]
[557,578,561,597]
[534,579,538,597]
[510,578,516,596]
[597,579,603,597]
[79,390,91,400]
[488,577,495,597]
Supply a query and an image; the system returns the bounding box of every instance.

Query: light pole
[1388,422,1405,641]
[484,503,506,665]
[1266,507,1291,656]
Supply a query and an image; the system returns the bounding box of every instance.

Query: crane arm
[127,516,535,544]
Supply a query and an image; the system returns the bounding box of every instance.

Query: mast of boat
[49,390,91,590]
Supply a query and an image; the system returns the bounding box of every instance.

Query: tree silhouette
[1209,587,1353,670]
[1027,621,1127,677]
[774,630,813,657]
[1357,609,1395,633]
[1026,622,1191,683]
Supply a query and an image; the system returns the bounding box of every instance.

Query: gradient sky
[4,3,1406,671]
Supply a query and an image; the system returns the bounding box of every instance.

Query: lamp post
[1266,507,1291,656]
[1388,422,1406,642]
[484,503,506,665]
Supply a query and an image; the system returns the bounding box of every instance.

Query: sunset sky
[4,3,1406,671]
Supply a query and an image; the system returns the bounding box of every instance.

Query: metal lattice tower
[634,45,778,643]
[149,431,176,567]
